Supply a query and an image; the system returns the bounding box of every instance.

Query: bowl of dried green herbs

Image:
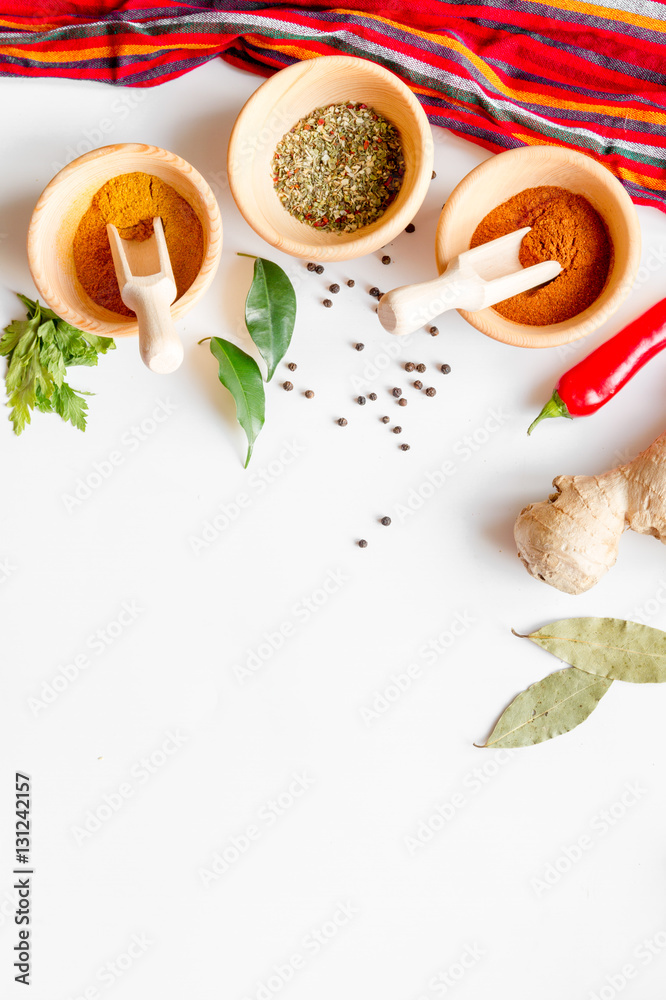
[227,55,434,261]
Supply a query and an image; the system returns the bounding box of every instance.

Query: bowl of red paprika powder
[27,143,223,339]
[436,145,641,348]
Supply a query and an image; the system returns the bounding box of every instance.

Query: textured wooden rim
[227,55,434,261]
[435,145,641,348]
[27,142,223,338]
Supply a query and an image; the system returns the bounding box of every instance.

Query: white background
[2,56,666,1000]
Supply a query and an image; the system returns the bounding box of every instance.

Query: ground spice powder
[470,186,612,325]
[73,172,204,317]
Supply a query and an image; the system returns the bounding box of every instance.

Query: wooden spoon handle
[131,283,184,375]
[377,270,466,336]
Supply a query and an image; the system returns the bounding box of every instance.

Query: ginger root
[515,432,666,594]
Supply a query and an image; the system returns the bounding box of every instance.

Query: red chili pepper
[528,298,666,434]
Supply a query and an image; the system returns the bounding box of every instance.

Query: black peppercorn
[306,262,316,271]
[283,381,293,391]
[380,516,391,526]
[398,398,407,407]
[416,363,426,373]
[329,283,340,294]
[381,416,390,424]
[429,326,439,336]
[431,170,437,179]
[392,387,402,397]
[405,362,415,372]
[357,396,366,405]
[393,426,402,434]
[368,392,377,401]
[355,343,364,351]
[369,287,381,298]
[315,264,324,274]
[337,417,347,426]
[414,380,423,390]
[305,390,314,398]
[381,255,391,265]
[440,364,451,374]
[347,279,355,288]
[405,223,415,233]
[425,387,436,397]
[287,362,297,371]
[400,443,411,451]
[323,298,332,308]
[358,539,368,548]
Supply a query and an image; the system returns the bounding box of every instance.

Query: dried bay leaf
[478,667,612,749]
[520,617,666,683]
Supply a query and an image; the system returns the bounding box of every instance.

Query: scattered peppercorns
[405,362,415,372]
[368,392,377,401]
[347,279,355,288]
[337,417,348,426]
[400,443,411,451]
[381,416,390,424]
[405,223,416,233]
[429,326,439,337]
[315,264,324,274]
[425,387,436,397]
[329,283,340,294]
[440,364,451,374]
[357,396,366,405]
[355,343,364,351]
[304,390,314,398]
[369,287,381,298]
[416,363,426,373]
[283,381,293,391]
[306,262,316,271]
[393,426,402,434]
[392,387,402,397]
[358,539,368,548]
[287,362,297,371]
[323,298,332,308]
[381,255,391,265]
[413,380,423,390]
[381,516,392,526]
[398,398,407,407]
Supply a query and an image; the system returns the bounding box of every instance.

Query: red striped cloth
[2,3,666,210]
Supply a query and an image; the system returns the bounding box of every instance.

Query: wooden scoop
[377,227,561,336]
[106,217,184,374]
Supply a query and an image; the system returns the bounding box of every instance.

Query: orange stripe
[244,35,320,61]
[0,41,218,61]
[528,0,666,34]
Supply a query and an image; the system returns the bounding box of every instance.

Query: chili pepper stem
[527,390,572,435]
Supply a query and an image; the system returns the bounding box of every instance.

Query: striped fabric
[2,2,666,210]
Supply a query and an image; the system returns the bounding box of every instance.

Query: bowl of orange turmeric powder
[436,145,641,348]
[27,143,223,338]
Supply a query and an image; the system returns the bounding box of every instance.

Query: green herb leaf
[519,617,666,683]
[242,256,296,381]
[478,667,612,749]
[2,293,114,435]
[209,337,265,467]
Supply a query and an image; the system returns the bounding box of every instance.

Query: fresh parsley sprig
[0,294,115,434]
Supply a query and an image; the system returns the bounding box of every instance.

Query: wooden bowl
[435,146,641,347]
[227,56,434,261]
[27,143,223,338]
